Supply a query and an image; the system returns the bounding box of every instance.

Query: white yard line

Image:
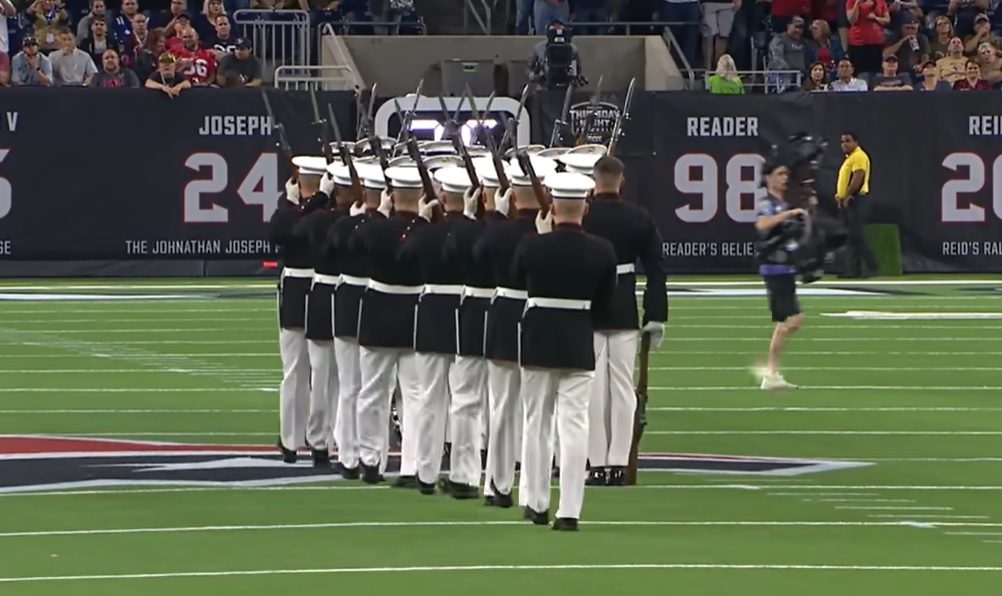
[0,353,276,358]
[769,493,875,497]
[816,499,917,503]
[654,351,1002,356]
[944,532,1002,536]
[868,515,990,520]
[646,430,1002,435]
[4,561,1002,584]
[0,388,271,393]
[648,387,1002,392]
[650,407,1002,413]
[0,409,274,414]
[649,367,1002,372]
[836,506,954,511]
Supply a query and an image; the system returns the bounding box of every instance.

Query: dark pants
[661,1,701,69]
[848,44,883,76]
[841,197,878,276]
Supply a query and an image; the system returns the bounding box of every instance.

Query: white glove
[284,177,300,204]
[535,209,553,234]
[494,188,512,217]
[642,321,665,349]
[463,187,482,220]
[419,199,440,222]
[377,189,393,218]
[350,201,366,216]
[319,172,336,197]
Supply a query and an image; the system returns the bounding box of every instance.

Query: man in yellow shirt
[835,132,877,278]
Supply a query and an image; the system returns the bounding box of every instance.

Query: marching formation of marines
[268,80,668,531]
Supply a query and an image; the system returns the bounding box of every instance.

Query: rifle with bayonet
[466,89,510,195]
[392,79,424,156]
[607,77,636,158]
[260,89,298,188]
[309,89,335,166]
[438,93,481,193]
[550,83,574,147]
[574,75,603,146]
[326,102,364,207]
[514,150,549,216]
[626,331,650,486]
[498,83,531,154]
[406,137,438,205]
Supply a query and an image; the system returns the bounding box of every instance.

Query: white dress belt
[368,280,424,295]
[340,274,369,287]
[526,297,592,311]
[282,267,315,279]
[494,287,529,300]
[313,273,341,286]
[616,263,636,275]
[424,284,465,296]
[463,287,495,299]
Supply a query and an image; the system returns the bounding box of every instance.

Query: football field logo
[568,101,620,144]
[0,436,869,494]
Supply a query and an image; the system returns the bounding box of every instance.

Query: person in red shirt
[846,0,890,75]
[953,59,992,89]
[771,0,812,33]
[172,26,216,86]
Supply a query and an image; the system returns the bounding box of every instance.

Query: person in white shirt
[0,0,15,56]
[831,58,869,91]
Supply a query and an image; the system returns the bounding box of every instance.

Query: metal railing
[463,0,493,34]
[569,19,699,35]
[318,17,427,35]
[233,9,311,85]
[274,64,355,90]
[703,69,804,94]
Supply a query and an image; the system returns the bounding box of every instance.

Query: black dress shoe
[278,444,297,464]
[451,482,479,500]
[393,475,418,489]
[484,494,496,507]
[341,465,360,480]
[586,468,607,486]
[361,463,384,484]
[523,506,549,526]
[801,270,823,285]
[490,481,513,508]
[311,449,332,468]
[552,518,579,531]
[606,466,626,486]
[418,480,436,495]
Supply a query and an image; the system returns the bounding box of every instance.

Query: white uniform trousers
[588,331,640,467]
[449,355,487,487]
[333,337,362,468]
[279,328,311,451]
[415,352,452,484]
[357,346,421,475]
[486,360,521,495]
[306,340,338,451]
[520,367,593,520]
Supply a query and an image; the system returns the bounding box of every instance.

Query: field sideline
[0,276,1000,595]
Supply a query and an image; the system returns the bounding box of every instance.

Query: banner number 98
[674,153,766,224]
[0,149,11,221]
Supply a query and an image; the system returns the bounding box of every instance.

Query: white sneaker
[760,372,797,391]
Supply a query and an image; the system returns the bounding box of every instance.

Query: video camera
[543,23,577,90]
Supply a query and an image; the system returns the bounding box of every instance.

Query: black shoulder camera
[543,23,575,89]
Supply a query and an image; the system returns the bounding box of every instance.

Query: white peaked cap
[358,164,386,190]
[434,166,475,194]
[425,154,465,171]
[422,140,457,156]
[292,155,328,176]
[567,143,609,157]
[544,171,596,199]
[472,157,499,188]
[326,163,354,187]
[504,144,546,159]
[384,166,424,189]
[506,155,558,187]
[466,145,490,158]
[388,156,416,168]
[559,152,603,176]
[537,147,571,160]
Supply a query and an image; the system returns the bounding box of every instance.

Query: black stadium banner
[1,89,1001,273]
[0,88,355,262]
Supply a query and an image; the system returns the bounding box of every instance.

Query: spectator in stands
[975,40,1002,83]
[79,18,116,65]
[948,0,987,38]
[915,59,952,89]
[936,36,967,83]
[207,14,236,58]
[846,0,890,76]
[702,0,737,68]
[964,13,1002,55]
[51,26,97,85]
[707,53,744,92]
[173,26,216,85]
[806,18,845,73]
[535,0,570,32]
[146,51,191,95]
[113,0,142,42]
[76,0,108,44]
[0,53,9,87]
[662,0,699,68]
[883,12,929,80]
[830,56,868,89]
[121,13,149,71]
[952,58,990,88]
[28,0,70,52]
[133,26,165,81]
[90,47,140,86]
[769,16,807,90]
[154,0,192,32]
[802,60,832,89]
[929,14,954,60]
[216,36,260,85]
[195,0,226,40]
[11,36,52,85]
[813,0,839,30]
[0,0,14,68]
[886,0,921,32]
[872,54,914,88]
[767,0,810,33]
[573,0,611,34]
[514,0,534,34]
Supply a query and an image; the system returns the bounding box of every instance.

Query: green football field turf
[1,277,1001,594]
